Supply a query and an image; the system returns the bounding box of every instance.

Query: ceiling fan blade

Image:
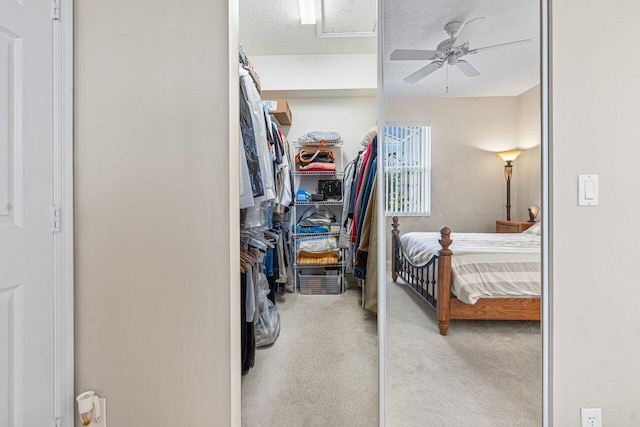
[404,61,444,84]
[456,60,480,77]
[452,17,485,48]
[390,49,438,61]
[468,39,532,54]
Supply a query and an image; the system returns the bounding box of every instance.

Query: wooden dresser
[495,220,535,233]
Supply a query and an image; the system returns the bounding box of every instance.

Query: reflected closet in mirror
[237,0,380,425]
[381,0,543,424]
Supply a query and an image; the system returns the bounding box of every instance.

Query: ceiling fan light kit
[391,16,531,85]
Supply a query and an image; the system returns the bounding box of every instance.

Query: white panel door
[0,0,54,426]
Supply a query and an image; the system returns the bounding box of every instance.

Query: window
[383,124,431,216]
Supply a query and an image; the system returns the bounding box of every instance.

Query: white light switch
[578,174,598,206]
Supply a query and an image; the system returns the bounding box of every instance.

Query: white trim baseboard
[52,0,74,425]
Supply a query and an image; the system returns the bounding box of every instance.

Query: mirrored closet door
[380,0,544,425]
[237,0,380,425]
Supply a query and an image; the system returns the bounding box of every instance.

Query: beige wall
[516,85,542,218]
[551,1,640,425]
[72,0,640,424]
[74,1,237,425]
[383,96,523,255]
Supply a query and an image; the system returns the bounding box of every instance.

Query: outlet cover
[93,398,107,427]
[581,407,602,427]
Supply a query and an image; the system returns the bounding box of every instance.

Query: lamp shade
[497,150,524,162]
[529,205,540,218]
[528,204,540,222]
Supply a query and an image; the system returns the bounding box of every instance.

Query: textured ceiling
[240,0,377,56]
[384,0,540,97]
[240,0,540,97]
[321,0,376,34]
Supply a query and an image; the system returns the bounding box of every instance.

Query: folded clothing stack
[298,162,336,172]
[295,148,336,172]
[297,131,343,145]
[296,236,340,265]
[292,225,330,234]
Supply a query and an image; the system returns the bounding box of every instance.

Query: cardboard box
[265,99,292,125]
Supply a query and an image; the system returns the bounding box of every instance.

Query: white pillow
[523,222,541,236]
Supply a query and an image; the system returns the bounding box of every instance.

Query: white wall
[551,1,640,425]
[250,54,377,93]
[74,1,237,425]
[275,96,378,162]
[516,85,542,218]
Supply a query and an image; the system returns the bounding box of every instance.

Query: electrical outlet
[92,398,107,427]
[581,408,602,427]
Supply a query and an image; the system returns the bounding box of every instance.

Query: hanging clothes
[339,156,359,249]
[240,67,275,202]
[357,177,379,314]
[239,80,264,198]
[271,122,293,213]
[239,126,255,209]
[355,160,377,253]
[351,136,377,243]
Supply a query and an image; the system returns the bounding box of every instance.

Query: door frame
[52,1,74,426]
[228,0,552,425]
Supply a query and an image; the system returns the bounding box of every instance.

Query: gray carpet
[241,286,378,427]
[386,279,542,427]
[242,279,541,427]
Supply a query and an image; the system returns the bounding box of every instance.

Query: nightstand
[496,220,535,233]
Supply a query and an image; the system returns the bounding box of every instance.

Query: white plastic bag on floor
[254,272,280,347]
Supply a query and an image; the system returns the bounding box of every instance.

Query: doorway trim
[541,0,552,425]
[52,1,74,426]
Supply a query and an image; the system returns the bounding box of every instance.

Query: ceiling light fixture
[299,0,316,25]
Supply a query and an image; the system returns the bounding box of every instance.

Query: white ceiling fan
[390,17,531,84]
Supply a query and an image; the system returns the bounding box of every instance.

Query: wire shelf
[293,262,345,269]
[295,200,342,206]
[292,171,343,176]
[299,274,342,295]
[294,141,343,148]
[292,231,340,238]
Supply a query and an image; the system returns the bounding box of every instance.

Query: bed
[391,217,541,335]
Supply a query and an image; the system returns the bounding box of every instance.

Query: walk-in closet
[237,1,379,425]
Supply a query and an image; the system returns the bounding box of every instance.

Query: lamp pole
[505,160,513,221]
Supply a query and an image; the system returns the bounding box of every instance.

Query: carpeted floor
[242,277,542,427]
[386,279,542,427]
[241,285,378,427]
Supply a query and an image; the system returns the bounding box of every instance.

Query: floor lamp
[497,150,523,221]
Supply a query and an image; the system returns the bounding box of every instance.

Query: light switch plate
[578,174,599,206]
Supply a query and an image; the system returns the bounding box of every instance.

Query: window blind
[383,125,431,216]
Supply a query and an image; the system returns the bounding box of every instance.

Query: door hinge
[52,206,61,233]
[51,0,60,20]
[54,418,61,427]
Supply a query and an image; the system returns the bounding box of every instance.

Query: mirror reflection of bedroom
[383,0,542,425]
[238,0,379,425]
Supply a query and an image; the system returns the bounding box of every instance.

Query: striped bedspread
[399,232,541,304]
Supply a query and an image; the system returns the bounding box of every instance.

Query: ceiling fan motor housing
[436,38,469,61]
[443,21,462,37]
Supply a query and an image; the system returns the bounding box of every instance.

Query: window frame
[382,123,431,217]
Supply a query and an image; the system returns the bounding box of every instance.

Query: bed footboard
[436,227,452,335]
[391,217,453,335]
